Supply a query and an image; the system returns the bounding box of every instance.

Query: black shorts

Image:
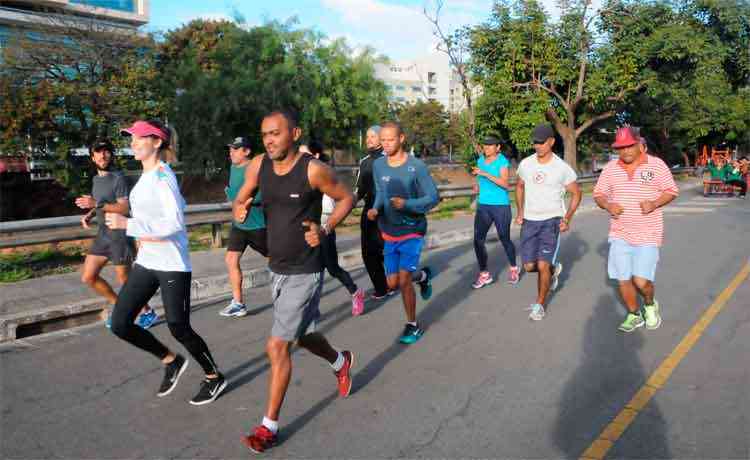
[88,233,136,266]
[227,226,268,256]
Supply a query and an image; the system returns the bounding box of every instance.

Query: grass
[0,247,85,283]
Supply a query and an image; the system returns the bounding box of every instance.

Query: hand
[302,220,322,248]
[390,197,406,210]
[233,197,252,223]
[471,167,482,176]
[80,213,93,229]
[559,218,570,232]
[607,202,624,218]
[367,208,379,221]
[75,195,96,210]
[514,213,523,226]
[104,212,127,230]
[472,183,479,194]
[640,200,657,215]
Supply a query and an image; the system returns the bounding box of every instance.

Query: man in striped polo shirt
[593,127,679,332]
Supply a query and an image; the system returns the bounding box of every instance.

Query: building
[0,0,149,47]
[374,52,479,113]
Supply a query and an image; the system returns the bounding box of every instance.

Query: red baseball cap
[611,127,639,149]
[120,121,169,140]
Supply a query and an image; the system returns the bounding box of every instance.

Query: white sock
[262,416,279,434]
[407,321,417,327]
[418,270,427,282]
[331,351,345,372]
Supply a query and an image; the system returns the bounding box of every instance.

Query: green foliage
[396,100,449,156]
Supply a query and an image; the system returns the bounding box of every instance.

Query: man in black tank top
[232,110,356,453]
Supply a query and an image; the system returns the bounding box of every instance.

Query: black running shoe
[189,373,227,406]
[157,354,188,397]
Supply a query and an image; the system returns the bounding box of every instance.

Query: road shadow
[553,294,671,458]
[544,230,590,312]
[281,242,477,441]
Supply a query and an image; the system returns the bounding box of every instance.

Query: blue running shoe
[399,323,424,344]
[418,267,433,301]
[136,309,159,329]
[105,311,112,329]
[219,300,248,317]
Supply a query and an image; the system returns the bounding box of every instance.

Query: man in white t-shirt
[515,124,582,321]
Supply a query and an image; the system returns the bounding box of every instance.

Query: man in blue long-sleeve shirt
[367,122,439,344]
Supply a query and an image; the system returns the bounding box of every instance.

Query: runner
[724,159,747,198]
[232,110,354,453]
[300,142,366,315]
[355,126,391,299]
[593,126,679,332]
[75,138,157,329]
[367,122,439,344]
[471,135,519,288]
[105,120,225,405]
[220,136,268,318]
[515,124,581,321]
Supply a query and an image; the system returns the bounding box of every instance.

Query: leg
[321,232,358,294]
[81,254,117,304]
[618,280,641,313]
[473,206,492,273]
[263,336,292,421]
[399,270,417,323]
[383,241,401,292]
[114,264,152,316]
[493,205,518,268]
[632,276,654,306]
[536,260,553,306]
[225,250,244,304]
[110,265,170,360]
[520,220,540,274]
[361,215,388,295]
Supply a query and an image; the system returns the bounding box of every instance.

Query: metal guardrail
[0,168,696,249]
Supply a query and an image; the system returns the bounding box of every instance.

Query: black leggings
[320,230,358,295]
[110,264,219,375]
[726,179,747,196]
[473,204,517,272]
[360,213,388,295]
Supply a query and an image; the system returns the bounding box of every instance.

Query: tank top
[259,153,323,274]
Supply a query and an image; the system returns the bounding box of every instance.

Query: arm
[563,181,582,223]
[641,167,679,214]
[403,163,440,214]
[309,161,354,230]
[354,157,369,204]
[125,178,185,239]
[371,161,385,213]
[473,166,510,189]
[232,155,263,222]
[592,169,623,217]
[514,178,525,223]
[99,199,129,216]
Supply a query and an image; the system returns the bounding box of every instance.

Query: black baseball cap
[531,124,555,144]
[227,136,252,149]
[90,138,115,154]
[481,135,504,145]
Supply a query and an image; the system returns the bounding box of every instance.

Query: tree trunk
[562,134,577,170]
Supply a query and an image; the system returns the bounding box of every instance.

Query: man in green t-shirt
[220,137,268,317]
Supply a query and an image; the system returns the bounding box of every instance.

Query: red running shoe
[335,350,354,398]
[241,425,278,454]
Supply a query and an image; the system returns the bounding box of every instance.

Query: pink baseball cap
[120,120,169,140]
[611,127,639,149]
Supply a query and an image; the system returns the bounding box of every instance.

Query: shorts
[520,217,561,265]
[383,237,424,275]
[607,239,660,282]
[227,226,268,256]
[270,271,322,341]
[89,233,135,266]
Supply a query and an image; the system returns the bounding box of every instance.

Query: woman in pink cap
[104,119,226,406]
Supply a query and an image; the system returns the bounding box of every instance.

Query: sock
[330,351,345,372]
[407,321,417,327]
[417,270,427,282]
[262,416,279,434]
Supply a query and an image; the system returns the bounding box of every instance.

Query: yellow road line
[580,261,750,460]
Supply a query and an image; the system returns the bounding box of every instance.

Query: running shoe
[508,266,520,285]
[351,289,365,316]
[618,312,645,333]
[189,373,227,406]
[157,354,189,397]
[472,272,493,289]
[334,350,354,398]
[418,267,433,300]
[399,323,424,344]
[105,310,112,329]
[136,309,158,329]
[220,300,248,317]
[241,425,278,454]
[550,262,563,291]
[643,300,662,330]
[370,290,389,300]
[529,303,545,321]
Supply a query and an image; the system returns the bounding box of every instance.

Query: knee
[167,321,193,343]
[537,261,551,273]
[632,277,651,290]
[265,338,289,361]
[386,277,399,290]
[81,272,97,286]
[110,312,130,339]
[225,253,240,270]
[115,273,128,285]
[398,273,412,289]
[523,262,536,273]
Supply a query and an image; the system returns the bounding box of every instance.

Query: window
[395,85,405,91]
[412,86,421,92]
[70,0,136,13]
[428,72,437,84]
[428,86,437,95]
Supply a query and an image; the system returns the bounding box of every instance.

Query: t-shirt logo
[382,175,391,183]
[640,170,655,184]
[533,170,546,184]
[408,166,416,173]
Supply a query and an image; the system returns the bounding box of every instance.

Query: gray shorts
[270,271,323,341]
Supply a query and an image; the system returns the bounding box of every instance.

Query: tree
[397,100,449,156]
[470,0,648,168]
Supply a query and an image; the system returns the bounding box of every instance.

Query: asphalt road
[2,188,749,459]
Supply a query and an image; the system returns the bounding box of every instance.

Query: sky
[145,0,598,61]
